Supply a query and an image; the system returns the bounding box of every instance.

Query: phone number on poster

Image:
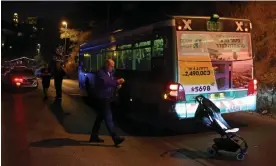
[191,86,211,92]
[183,70,211,76]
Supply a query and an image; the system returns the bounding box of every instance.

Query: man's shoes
[89,135,104,143]
[113,137,125,146]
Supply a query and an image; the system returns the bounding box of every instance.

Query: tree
[216,2,276,113]
[59,27,92,77]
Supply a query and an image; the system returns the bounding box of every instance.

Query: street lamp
[62,21,68,55]
[62,21,67,28]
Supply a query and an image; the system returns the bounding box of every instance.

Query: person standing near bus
[89,59,125,146]
[41,65,51,99]
[53,61,66,100]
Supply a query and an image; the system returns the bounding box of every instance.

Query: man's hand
[117,78,125,85]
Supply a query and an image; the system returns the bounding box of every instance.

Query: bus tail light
[164,83,186,102]
[247,79,257,95]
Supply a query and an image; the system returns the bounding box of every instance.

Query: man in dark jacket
[54,62,66,100]
[41,65,51,99]
[90,59,125,146]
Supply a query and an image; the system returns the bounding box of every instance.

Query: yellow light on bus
[210,94,215,99]
[219,93,225,98]
[164,94,168,99]
[177,25,182,30]
[84,53,90,57]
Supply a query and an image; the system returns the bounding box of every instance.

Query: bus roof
[80,19,174,49]
[172,16,251,22]
[81,15,251,49]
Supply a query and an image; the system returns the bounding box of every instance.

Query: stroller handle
[195,95,205,103]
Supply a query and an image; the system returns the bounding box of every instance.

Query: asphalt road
[2,79,276,166]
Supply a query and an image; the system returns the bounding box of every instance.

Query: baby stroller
[194,95,248,160]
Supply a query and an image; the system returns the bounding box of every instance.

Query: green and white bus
[79,15,257,119]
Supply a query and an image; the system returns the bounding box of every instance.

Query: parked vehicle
[1,66,10,84]
[2,67,38,89]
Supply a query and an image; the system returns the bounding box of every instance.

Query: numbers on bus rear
[184,70,211,76]
[191,86,211,92]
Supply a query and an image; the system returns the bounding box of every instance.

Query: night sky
[1,1,221,59]
[2,1,89,57]
[2,1,220,27]
[2,1,77,23]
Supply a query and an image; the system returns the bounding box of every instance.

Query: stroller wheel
[236,153,245,161]
[207,147,217,157]
[242,148,248,154]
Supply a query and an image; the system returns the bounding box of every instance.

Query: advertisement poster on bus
[177,31,253,94]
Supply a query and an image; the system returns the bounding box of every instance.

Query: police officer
[54,61,66,100]
[89,59,125,146]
